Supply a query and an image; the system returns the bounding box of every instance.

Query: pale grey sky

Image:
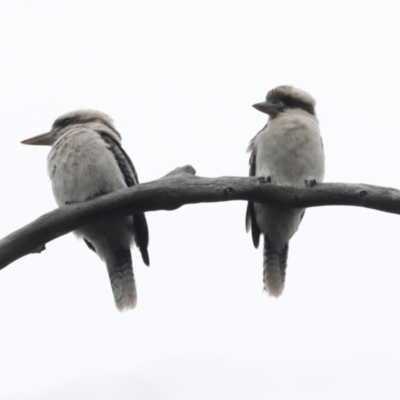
[1,1,400,399]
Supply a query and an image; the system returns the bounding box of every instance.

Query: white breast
[48,128,127,206]
[255,110,325,187]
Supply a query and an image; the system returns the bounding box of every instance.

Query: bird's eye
[284,98,293,107]
[63,118,72,127]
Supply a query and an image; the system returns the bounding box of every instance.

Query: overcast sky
[1,1,400,399]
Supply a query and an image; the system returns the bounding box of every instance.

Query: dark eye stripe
[53,117,121,138]
[54,117,78,128]
[282,97,315,115]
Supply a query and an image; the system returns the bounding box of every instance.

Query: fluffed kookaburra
[246,86,325,296]
[22,110,150,311]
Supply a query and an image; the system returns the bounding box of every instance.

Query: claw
[259,176,271,184]
[305,179,317,188]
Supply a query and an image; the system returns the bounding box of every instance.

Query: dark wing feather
[100,132,150,266]
[84,239,96,252]
[246,140,261,249]
[132,214,150,266]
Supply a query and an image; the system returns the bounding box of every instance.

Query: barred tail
[263,236,288,297]
[105,248,137,311]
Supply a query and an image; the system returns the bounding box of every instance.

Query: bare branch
[1,164,400,270]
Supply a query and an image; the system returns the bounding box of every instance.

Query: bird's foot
[31,244,46,254]
[259,176,272,184]
[305,179,317,188]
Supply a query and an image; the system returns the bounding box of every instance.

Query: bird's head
[21,109,120,146]
[253,86,316,118]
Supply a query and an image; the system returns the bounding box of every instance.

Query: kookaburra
[246,86,325,296]
[22,110,150,311]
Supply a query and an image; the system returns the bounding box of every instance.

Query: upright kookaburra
[22,110,150,311]
[246,86,325,296]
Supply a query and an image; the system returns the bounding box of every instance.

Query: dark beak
[252,101,285,114]
[21,131,54,146]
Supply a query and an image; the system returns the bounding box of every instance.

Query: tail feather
[263,236,288,297]
[279,244,289,286]
[105,248,137,311]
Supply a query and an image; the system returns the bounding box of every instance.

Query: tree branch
[1,165,400,270]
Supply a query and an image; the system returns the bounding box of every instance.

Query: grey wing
[100,133,150,266]
[245,142,261,249]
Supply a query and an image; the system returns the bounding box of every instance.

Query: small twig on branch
[1,164,400,270]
